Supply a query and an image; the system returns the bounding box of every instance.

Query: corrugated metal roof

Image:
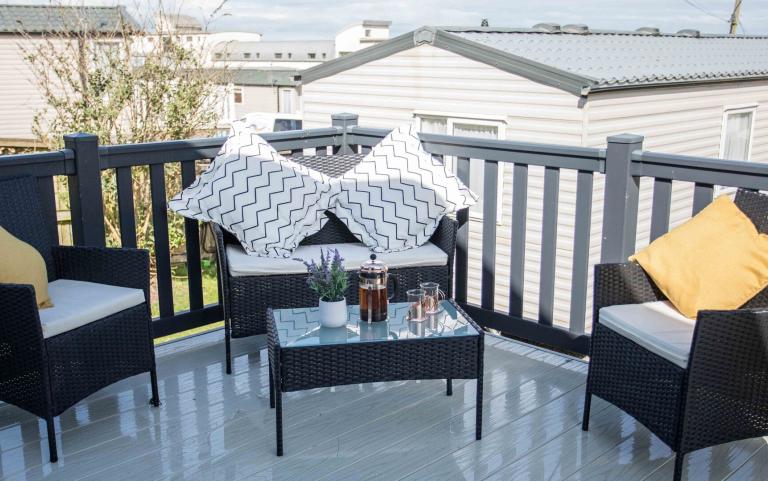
[446,28,768,89]
[300,26,768,94]
[205,68,298,86]
[0,4,138,34]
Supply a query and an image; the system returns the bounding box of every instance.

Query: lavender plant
[299,248,349,302]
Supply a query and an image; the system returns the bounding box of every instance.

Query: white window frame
[414,113,506,224]
[719,104,757,161]
[279,88,295,114]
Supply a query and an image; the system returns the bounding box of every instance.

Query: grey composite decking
[0,331,764,481]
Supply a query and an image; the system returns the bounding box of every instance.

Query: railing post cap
[64,132,99,139]
[607,133,644,144]
[331,113,359,121]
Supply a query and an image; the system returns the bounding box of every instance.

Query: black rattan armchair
[582,189,768,481]
[0,177,159,463]
[210,153,461,374]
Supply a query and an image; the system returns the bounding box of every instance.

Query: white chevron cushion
[168,122,333,257]
[332,124,478,252]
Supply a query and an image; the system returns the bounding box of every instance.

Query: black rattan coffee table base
[266,300,484,456]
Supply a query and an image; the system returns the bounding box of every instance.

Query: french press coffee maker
[359,254,397,322]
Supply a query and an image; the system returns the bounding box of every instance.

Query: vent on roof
[562,24,589,34]
[677,29,700,37]
[635,27,660,35]
[532,23,560,33]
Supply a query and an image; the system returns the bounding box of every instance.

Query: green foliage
[23,3,229,259]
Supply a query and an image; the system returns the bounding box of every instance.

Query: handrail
[0,148,74,176]
[99,127,344,168]
[632,150,768,190]
[348,126,606,172]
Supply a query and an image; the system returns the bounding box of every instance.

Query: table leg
[476,341,484,440]
[276,387,283,456]
[269,360,275,409]
[446,378,452,396]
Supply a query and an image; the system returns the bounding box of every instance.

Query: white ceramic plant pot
[319,297,348,328]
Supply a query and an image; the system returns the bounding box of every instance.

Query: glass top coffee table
[266,299,484,456]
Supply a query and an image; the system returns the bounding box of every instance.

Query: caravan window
[721,107,756,161]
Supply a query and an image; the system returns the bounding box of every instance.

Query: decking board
[0,331,763,481]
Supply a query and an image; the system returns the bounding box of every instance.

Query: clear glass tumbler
[419,282,445,314]
[407,288,426,321]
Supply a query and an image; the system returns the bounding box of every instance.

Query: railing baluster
[692,182,714,215]
[650,178,672,242]
[150,163,174,318]
[539,166,560,327]
[116,166,136,248]
[481,160,498,310]
[36,176,59,245]
[569,170,593,334]
[509,164,528,318]
[454,157,470,304]
[181,161,203,310]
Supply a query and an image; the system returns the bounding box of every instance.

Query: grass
[151,259,223,344]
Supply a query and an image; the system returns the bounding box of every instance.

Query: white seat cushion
[599,301,696,369]
[39,279,145,339]
[226,241,448,277]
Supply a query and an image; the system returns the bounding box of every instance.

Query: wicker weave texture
[588,324,685,447]
[266,299,484,455]
[212,153,461,349]
[279,337,479,391]
[0,177,56,279]
[585,188,768,481]
[0,176,159,462]
[46,304,156,415]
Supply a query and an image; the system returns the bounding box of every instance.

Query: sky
[9,0,768,39]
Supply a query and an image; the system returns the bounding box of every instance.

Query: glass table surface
[271,300,478,348]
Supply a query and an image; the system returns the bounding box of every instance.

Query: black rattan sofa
[0,176,160,463]
[582,189,768,481]
[211,153,461,374]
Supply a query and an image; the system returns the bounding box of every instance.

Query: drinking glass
[407,288,426,321]
[419,282,445,314]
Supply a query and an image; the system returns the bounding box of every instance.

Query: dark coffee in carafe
[359,255,396,322]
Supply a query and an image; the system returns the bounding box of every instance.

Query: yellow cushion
[630,195,768,318]
[0,226,52,308]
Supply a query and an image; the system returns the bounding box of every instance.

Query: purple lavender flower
[296,248,349,302]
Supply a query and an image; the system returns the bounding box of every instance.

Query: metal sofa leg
[149,367,160,407]
[269,362,275,409]
[581,392,592,431]
[45,415,58,463]
[672,452,686,481]
[225,321,233,375]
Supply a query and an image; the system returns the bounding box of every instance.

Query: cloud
[203,0,766,38]
[5,0,766,38]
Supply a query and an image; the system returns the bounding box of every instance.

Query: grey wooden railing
[343,114,768,354]
[0,112,766,353]
[0,127,343,338]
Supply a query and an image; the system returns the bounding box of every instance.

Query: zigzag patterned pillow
[332,124,478,252]
[168,123,333,257]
